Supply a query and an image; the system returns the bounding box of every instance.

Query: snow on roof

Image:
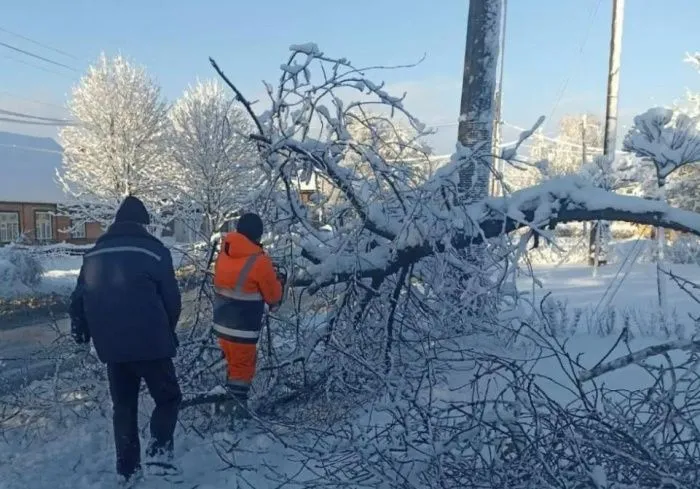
[0,131,66,204]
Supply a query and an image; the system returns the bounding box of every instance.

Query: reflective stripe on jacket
[70,221,181,364]
[212,232,282,343]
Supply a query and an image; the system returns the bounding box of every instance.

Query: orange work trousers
[218,338,257,384]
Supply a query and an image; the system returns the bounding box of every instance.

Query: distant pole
[590,0,625,267]
[581,114,588,166]
[490,0,508,198]
[457,0,503,203]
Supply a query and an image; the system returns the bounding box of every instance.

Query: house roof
[0,131,66,204]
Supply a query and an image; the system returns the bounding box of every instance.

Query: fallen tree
[209,48,700,296]
[6,44,700,489]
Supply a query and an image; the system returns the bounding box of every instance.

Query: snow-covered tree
[682,52,700,115]
[623,108,700,183]
[528,114,604,179]
[344,110,432,182]
[666,52,700,213]
[309,110,433,220]
[58,54,169,227]
[167,80,259,240]
[623,106,700,319]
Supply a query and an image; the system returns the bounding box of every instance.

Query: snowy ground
[518,262,700,336]
[35,254,82,297]
[1,259,699,488]
[3,244,194,300]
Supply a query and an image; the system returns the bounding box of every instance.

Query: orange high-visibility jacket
[213,232,282,386]
[213,232,282,306]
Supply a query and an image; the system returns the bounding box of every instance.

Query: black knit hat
[236,213,263,244]
[115,196,150,225]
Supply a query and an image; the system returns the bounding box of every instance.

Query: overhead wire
[502,121,626,154]
[0,40,77,72]
[0,30,76,127]
[0,108,73,123]
[0,142,63,154]
[0,25,79,61]
[2,53,76,79]
[0,116,75,126]
[0,89,67,111]
[547,0,604,124]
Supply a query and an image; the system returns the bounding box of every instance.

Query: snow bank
[524,236,700,266]
[518,263,700,337]
[0,246,43,299]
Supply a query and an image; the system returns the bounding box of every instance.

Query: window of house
[71,220,86,239]
[0,212,20,243]
[35,211,53,242]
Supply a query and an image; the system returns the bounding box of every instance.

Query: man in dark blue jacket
[69,196,182,483]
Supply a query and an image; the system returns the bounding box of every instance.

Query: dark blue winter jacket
[69,221,182,364]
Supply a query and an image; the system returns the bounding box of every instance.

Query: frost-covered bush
[666,234,700,264]
[0,246,43,298]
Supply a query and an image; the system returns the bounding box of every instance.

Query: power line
[0,40,77,72]
[0,90,67,111]
[0,142,63,154]
[0,25,79,61]
[503,121,626,154]
[547,0,604,124]
[2,53,76,79]
[0,108,73,123]
[0,116,76,126]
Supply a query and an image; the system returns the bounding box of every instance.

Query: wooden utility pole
[457,0,503,203]
[590,0,625,267]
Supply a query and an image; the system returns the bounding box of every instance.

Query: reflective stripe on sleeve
[216,253,262,301]
[215,287,263,301]
[213,323,260,341]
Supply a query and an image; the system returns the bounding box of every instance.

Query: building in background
[0,200,103,245]
[0,132,104,245]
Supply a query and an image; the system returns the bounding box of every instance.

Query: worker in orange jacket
[212,213,284,418]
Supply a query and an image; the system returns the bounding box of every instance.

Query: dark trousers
[107,358,182,478]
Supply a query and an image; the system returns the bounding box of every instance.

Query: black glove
[274,265,288,286]
[72,329,90,345]
[71,319,90,345]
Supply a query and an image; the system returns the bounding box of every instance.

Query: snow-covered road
[1,261,699,488]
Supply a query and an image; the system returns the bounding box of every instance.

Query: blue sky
[0,0,698,153]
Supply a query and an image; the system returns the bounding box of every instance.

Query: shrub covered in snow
[666,234,700,264]
[0,246,43,298]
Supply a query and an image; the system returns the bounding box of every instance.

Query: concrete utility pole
[590,0,625,267]
[603,0,625,157]
[457,0,503,203]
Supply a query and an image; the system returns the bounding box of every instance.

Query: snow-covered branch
[623,107,700,182]
[208,47,700,298]
[294,177,700,290]
[579,337,700,382]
